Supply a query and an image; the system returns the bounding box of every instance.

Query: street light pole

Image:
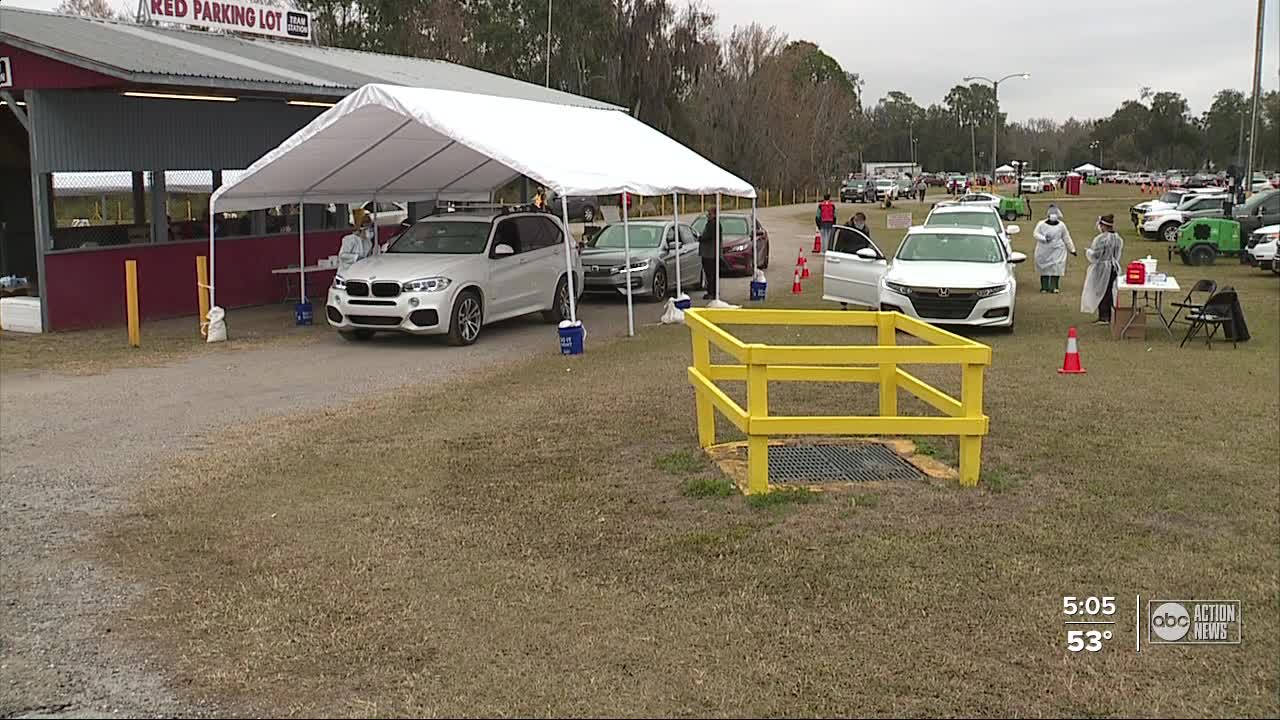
[964,72,1030,187]
[1090,140,1101,168]
[1244,0,1265,194]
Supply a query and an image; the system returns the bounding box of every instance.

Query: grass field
[103,183,1278,716]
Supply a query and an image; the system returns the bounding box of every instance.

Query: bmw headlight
[332,275,347,290]
[613,260,650,274]
[402,276,452,293]
[974,284,1008,298]
[885,281,913,295]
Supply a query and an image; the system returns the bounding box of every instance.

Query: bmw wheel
[448,290,483,346]
[582,205,596,223]
[543,275,572,323]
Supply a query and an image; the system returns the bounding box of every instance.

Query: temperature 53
[1067,629,1112,652]
[1063,596,1115,616]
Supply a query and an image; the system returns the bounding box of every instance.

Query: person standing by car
[816,193,837,250]
[1081,214,1124,324]
[845,211,872,242]
[698,206,720,300]
[338,215,375,273]
[1033,206,1076,293]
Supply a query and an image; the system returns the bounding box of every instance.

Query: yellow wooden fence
[684,308,991,493]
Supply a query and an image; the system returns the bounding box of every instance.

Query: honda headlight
[974,284,1008,298]
[613,260,650,274]
[885,281,913,295]
[402,276,452,293]
[332,275,347,290]
[729,242,750,252]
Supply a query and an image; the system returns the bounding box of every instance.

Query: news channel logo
[1147,600,1242,645]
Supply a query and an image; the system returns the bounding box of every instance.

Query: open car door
[822,225,886,309]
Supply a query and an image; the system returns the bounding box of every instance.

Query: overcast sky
[8,0,1279,121]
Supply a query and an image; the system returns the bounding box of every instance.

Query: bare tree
[56,0,124,20]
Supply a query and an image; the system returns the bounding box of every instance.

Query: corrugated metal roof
[0,7,621,110]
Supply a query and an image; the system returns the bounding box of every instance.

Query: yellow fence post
[878,314,898,417]
[125,259,140,348]
[959,363,985,486]
[746,354,770,494]
[765,188,769,207]
[661,195,666,216]
[691,329,715,448]
[195,255,210,335]
[700,194,705,213]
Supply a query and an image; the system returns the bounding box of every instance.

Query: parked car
[840,178,875,203]
[946,174,968,194]
[822,225,1025,329]
[545,191,602,223]
[947,192,1029,221]
[874,178,898,200]
[581,220,701,300]
[1134,172,1153,186]
[1248,174,1272,193]
[1020,175,1044,194]
[689,212,771,274]
[351,201,408,227]
[1245,224,1279,269]
[1130,187,1225,227]
[1139,192,1231,242]
[1232,188,1280,237]
[923,203,1021,251]
[327,209,581,345]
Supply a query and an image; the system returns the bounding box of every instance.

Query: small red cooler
[1125,260,1146,285]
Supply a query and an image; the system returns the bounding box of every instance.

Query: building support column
[149,170,167,243]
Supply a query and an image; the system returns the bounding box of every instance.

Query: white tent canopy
[211,83,755,210]
[1073,162,1102,174]
[994,164,1016,174]
[208,83,756,339]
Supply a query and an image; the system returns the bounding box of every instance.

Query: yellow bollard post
[125,259,140,348]
[792,188,796,205]
[692,331,715,448]
[765,188,769,207]
[746,359,770,494]
[959,363,985,486]
[661,195,666,216]
[700,194,705,213]
[195,255,210,336]
[877,313,898,417]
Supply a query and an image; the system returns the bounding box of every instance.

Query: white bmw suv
[822,225,1026,330]
[327,209,581,345]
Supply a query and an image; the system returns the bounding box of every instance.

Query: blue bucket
[295,301,313,326]
[674,295,692,311]
[558,323,585,355]
[750,280,768,301]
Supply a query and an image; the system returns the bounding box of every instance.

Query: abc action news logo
[1148,600,1242,645]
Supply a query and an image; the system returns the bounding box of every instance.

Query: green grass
[654,449,706,475]
[913,438,940,457]
[745,487,821,510]
[101,188,1279,718]
[679,476,735,498]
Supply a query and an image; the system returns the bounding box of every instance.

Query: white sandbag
[205,306,227,343]
[660,298,685,324]
[706,299,740,309]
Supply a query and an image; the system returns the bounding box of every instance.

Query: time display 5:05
[1063,596,1116,616]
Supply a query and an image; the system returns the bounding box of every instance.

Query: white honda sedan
[822,225,1026,329]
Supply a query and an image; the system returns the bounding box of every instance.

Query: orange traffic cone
[799,253,810,279]
[812,232,823,254]
[791,267,803,294]
[1057,327,1087,374]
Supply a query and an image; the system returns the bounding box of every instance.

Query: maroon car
[690,212,770,274]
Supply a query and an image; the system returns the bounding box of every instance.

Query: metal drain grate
[767,444,922,484]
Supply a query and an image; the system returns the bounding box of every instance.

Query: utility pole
[970,123,977,176]
[545,0,552,87]
[1244,0,1265,194]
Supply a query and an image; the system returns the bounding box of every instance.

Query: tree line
[63,0,1280,183]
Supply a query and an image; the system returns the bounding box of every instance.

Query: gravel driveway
[0,205,813,718]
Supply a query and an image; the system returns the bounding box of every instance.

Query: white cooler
[0,297,43,333]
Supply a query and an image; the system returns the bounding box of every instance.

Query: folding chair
[1180,289,1238,349]
[1168,279,1217,326]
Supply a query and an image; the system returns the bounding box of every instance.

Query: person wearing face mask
[338,215,375,273]
[1032,205,1076,293]
[1081,214,1124,324]
[846,211,871,241]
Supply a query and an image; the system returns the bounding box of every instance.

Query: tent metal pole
[298,199,306,304]
[623,192,634,337]
[750,195,757,274]
[715,193,721,301]
[560,195,578,323]
[208,198,216,308]
[372,193,379,254]
[671,192,681,296]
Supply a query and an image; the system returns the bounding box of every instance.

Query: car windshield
[925,212,1001,232]
[690,216,751,236]
[897,232,1003,263]
[591,224,663,249]
[1240,190,1276,213]
[386,220,490,254]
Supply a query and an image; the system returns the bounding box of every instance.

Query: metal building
[0,6,617,330]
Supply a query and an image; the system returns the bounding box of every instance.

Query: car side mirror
[665,237,678,249]
[1006,225,1021,235]
[1008,251,1028,264]
[855,247,881,261]
[493,243,515,257]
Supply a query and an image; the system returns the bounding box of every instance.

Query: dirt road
[0,204,817,718]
